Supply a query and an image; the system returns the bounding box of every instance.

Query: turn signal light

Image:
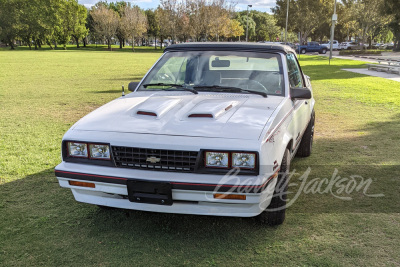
[214,193,246,200]
[69,180,95,188]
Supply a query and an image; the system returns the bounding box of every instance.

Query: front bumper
[55,162,278,217]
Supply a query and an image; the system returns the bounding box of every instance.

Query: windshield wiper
[142,83,198,94]
[193,85,267,98]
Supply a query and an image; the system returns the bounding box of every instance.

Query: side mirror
[290,87,312,100]
[128,82,140,92]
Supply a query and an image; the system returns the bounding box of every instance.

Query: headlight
[67,142,88,158]
[89,144,110,160]
[205,152,229,168]
[232,152,256,169]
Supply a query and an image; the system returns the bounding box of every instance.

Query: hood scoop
[187,100,238,119]
[134,97,181,119]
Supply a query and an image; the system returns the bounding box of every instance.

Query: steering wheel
[247,79,268,91]
[156,73,175,83]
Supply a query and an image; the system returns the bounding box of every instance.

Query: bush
[339,50,382,56]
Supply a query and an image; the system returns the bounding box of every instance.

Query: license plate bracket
[127,180,173,206]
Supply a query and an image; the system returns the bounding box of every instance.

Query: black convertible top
[164,42,295,54]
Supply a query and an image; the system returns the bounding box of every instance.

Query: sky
[77,0,277,13]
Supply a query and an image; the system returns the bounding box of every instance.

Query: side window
[286,53,303,88]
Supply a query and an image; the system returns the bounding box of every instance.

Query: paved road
[317,50,400,82]
[329,51,400,63]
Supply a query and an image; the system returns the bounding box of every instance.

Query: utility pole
[329,0,338,60]
[285,0,289,43]
[246,5,252,42]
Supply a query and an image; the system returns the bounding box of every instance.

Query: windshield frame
[135,50,287,97]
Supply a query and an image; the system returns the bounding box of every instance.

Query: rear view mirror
[128,82,139,92]
[290,87,312,100]
[211,59,230,67]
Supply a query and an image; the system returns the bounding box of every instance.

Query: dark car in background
[296,42,327,54]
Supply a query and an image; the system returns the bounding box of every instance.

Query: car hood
[71,92,284,140]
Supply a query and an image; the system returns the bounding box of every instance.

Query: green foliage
[236,13,256,41]
[252,11,281,42]
[0,0,87,50]
[384,0,400,50]
[0,0,22,49]
[273,0,333,42]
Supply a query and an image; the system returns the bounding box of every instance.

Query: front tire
[301,49,306,54]
[321,49,327,54]
[257,149,290,226]
[296,110,315,157]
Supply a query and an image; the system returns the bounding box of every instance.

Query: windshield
[137,51,285,96]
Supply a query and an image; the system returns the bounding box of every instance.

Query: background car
[321,40,339,50]
[279,42,296,50]
[339,42,367,50]
[297,41,327,54]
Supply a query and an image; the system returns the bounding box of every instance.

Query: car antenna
[122,85,125,97]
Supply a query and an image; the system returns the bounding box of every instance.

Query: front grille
[112,146,199,172]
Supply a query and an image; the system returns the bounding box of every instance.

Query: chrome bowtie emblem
[146,156,161,164]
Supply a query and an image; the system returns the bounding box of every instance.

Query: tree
[145,9,160,49]
[225,19,244,40]
[185,0,208,41]
[208,10,230,41]
[352,0,392,49]
[70,2,88,48]
[90,4,119,50]
[155,6,170,48]
[273,0,332,44]
[158,0,179,44]
[176,2,191,42]
[236,13,255,41]
[383,0,400,50]
[0,0,22,49]
[120,5,147,51]
[252,11,281,42]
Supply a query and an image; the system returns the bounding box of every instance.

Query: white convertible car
[55,43,315,225]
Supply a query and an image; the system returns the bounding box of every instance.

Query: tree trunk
[34,40,38,50]
[395,32,400,51]
[82,37,86,47]
[37,39,42,48]
[132,35,135,52]
[54,42,57,49]
[73,36,80,48]
[63,43,67,50]
[119,37,123,49]
[9,39,15,50]
[48,39,53,50]
[108,38,112,50]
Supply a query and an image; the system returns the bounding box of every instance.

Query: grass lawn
[0,47,399,266]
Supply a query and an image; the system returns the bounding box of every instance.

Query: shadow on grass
[290,112,400,213]
[0,168,287,265]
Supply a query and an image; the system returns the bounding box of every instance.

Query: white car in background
[339,42,368,50]
[321,40,339,50]
[55,43,315,226]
